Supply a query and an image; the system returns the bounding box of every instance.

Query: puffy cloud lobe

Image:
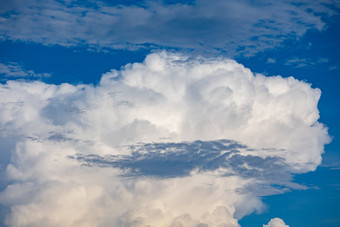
[100,52,328,171]
[263,218,289,227]
[0,52,329,226]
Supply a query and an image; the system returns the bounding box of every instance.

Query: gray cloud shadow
[71,139,293,186]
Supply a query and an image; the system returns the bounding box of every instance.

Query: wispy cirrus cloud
[0,52,329,226]
[0,0,338,56]
[0,62,51,80]
[284,57,329,68]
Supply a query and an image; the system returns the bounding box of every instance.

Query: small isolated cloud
[0,62,51,80]
[0,0,338,56]
[264,218,289,227]
[267,58,276,64]
[0,52,330,226]
[328,65,338,71]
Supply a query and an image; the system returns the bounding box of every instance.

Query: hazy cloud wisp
[0,62,51,80]
[0,0,337,56]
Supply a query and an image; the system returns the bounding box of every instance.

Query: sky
[0,0,339,226]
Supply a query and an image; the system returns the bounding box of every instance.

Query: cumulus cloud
[0,52,330,226]
[264,218,289,227]
[0,0,338,56]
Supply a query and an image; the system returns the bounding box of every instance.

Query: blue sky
[0,0,339,226]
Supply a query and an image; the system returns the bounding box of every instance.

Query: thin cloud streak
[0,62,51,80]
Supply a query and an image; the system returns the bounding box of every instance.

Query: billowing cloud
[0,0,338,56]
[0,52,330,226]
[264,218,289,227]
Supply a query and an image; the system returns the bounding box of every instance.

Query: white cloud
[0,52,330,226]
[0,62,51,80]
[0,0,337,56]
[264,218,289,227]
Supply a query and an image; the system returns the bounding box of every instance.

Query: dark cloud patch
[72,139,291,185]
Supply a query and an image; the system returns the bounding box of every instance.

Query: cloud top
[264,218,289,227]
[99,51,328,171]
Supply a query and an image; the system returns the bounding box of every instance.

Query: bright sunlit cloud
[0,52,330,226]
[264,218,289,227]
